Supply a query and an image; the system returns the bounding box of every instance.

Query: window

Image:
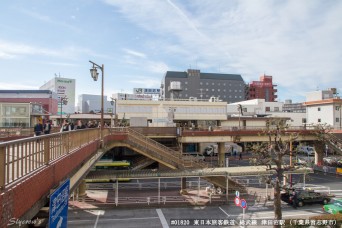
[206,82,209,85]
[302,118,307,123]
[336,106,340,111]
[337,118,340,123]
[266,107,271,111]
[206,89,208,91]
[185,81,188,84]
[318,107,321,111]
[218,89,220,92]
[212,83,215,85]
[185,87,188,90]
[224,83,226,86]
[274,107,279,112]
[212,89,215,91]
[200,82,203,85]
[318,118,321,122]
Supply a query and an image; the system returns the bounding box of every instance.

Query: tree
[249,122,300,227]
[237,104,243,129]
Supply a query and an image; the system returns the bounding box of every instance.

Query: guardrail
[0,128,101,189]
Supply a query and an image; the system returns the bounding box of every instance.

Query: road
[68,204,328,228]
[71,156,342,227]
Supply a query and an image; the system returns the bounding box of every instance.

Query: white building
[116,99,227,127]
[77,94,112,113]
[40,77,76,114]
[304,90,342,129]
[227,99,306,127]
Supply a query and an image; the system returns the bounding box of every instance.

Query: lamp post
[110,97,117,127]
[89,60,104,146]
[60,96,68,126]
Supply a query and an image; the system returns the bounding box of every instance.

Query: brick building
[247,75,277,102]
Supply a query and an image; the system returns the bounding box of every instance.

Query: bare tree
[249,122,299,227]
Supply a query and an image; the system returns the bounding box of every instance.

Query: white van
[298,146,315,156]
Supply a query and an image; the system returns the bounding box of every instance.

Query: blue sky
[1,0,341,103]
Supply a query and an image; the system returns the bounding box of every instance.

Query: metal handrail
[0,128,101,189]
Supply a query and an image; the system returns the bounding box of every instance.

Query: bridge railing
[0,128,101,189]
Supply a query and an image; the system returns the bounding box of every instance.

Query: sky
[0,0,342,103]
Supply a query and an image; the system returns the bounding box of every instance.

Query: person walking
[34,119,43,136]
[60,119,71,132]
[292,191,297,209]
[43,120,52,134]
[239,152,242,160]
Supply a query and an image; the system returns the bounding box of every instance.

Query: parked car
[281,189,334,207]
[298,146,315,156]
[323,198,342,215]
[184,152,205,161]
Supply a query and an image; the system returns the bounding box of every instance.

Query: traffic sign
[235,191,239,197]
[234,197,240,206]
[49,179,70,228]
[240,199,247,209]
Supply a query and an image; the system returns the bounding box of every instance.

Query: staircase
[131,157,155,170]
[124,128,246,192]
[326,133,342,155]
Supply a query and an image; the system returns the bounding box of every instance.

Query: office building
[40,77,76,114]
[0,90,59,115]
[160,69,246,103]
[247,75,277,101]
[77,94,112,114]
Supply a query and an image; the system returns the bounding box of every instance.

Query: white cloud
[0,39,106,60]
[123,48,147,58]
[105,0,342,101]
[0,82,38,90]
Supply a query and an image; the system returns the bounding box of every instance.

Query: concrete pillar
[218,142,225,167]
[180,177,187,194]
[78,180,87,197]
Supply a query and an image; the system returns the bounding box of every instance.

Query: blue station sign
[49,179,70,228]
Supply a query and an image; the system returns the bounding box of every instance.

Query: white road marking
[219,207,230,217]
[94,211,101,228]
[156,209,170,228]
[69,217,159,223]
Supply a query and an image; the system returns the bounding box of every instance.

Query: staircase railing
[126,128,210,169]
[326,133,342,155]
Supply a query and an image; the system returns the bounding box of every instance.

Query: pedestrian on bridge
[34,120,43,136]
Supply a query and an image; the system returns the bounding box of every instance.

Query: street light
[60,96,68,126]
[110,97,117,127]
[89,60,104,146]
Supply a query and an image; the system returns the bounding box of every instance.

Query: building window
[224,95,226,98]
[200,82,203,85]
[336,106,340,111]
[185,81,188,84]
[318,118,321,122]
[206,82,209,85]
[224,83,226,86]
[302,118,307,123]
[218,89,220,92]
[206,89,208,91]
[224,89,226,92]
[337,118,340,123]
[212,83,215,85]
[265,107,270,111]
[318,107,321,111]
[274,107,279,112]
[206,95,209,97]
[185,94,188,97]
[185,88,188,90]
[212,89,215,91]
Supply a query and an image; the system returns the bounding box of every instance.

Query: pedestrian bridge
[0,127,326,226]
